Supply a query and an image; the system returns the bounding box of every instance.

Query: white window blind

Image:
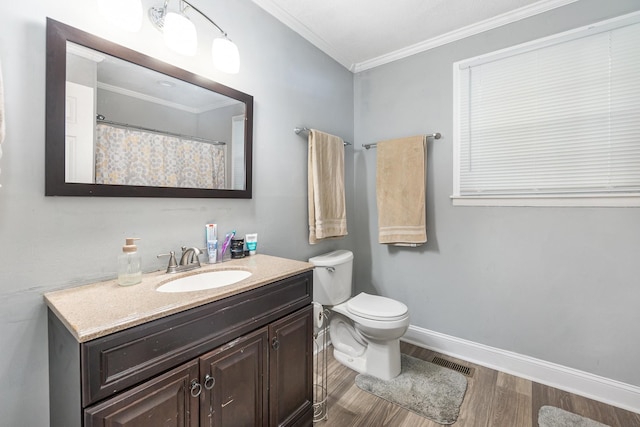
[453,13,640,206]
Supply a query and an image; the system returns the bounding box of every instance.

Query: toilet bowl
[309,250,410,380]
[329,292,409,380]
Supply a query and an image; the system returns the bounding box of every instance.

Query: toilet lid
[347,292,408,321]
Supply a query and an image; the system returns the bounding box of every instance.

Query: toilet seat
[347,292,408,321]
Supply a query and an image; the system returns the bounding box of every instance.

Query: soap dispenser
[118,238,142,286]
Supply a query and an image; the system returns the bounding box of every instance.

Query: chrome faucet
[157,246,204,274]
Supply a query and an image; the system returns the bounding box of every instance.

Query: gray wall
[97,89,199,136]
[0,0,353,425]
[353,0,640,388]
[97,91,245,144]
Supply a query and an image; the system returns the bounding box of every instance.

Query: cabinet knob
[190,380,202,397]
[204,374,215,390]
[271,337,280,350]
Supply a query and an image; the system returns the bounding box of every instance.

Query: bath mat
[355,354,467,424]
[538,405,611,427]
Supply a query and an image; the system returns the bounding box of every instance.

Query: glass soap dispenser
[118,237,142,286]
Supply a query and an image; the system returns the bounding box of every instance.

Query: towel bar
[362,133,441,150]
[294,127,352,146]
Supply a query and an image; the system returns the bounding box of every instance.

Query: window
[452,12,640,207]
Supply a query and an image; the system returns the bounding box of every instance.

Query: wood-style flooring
[314,341,640,427]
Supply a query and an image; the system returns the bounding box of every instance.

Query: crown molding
[353,0,579,72]
[251,0,356,71]
[97,82,238,114]
[254,0,579,73]
[67,43,106,63]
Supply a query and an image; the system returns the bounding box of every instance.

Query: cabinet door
[269,305,313,427]
[84,359,199,427]
[200,328,269,427]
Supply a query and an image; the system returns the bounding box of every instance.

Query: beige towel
[376,135,427,245]
[308,129,347,244]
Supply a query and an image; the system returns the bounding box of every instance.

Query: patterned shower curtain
[95,124,226,189]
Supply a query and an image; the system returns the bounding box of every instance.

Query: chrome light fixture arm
[149,0,228,38]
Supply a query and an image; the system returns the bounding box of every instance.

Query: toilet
[309,250,409,380]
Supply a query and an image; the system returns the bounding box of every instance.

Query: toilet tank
[309,250,354,306]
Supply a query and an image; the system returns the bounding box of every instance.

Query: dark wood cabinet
[269,307,314,427]
[49,271,313,427]
[84,360,200,427]
[200,327,269,427]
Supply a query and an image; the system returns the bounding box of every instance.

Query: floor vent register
[430,356,474,377]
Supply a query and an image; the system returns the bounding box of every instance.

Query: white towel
[308,129,347,244]
[376,135,427,245]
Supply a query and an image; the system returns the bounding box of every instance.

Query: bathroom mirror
[45,18,253,198]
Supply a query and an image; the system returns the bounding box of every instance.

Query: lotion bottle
[118,238,142,286]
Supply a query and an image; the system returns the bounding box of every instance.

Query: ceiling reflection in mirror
[46,18,253,198]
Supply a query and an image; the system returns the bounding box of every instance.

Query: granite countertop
[44,254,314,343]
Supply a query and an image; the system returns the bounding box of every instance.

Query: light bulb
[97,0,143,32]
[163,12,198,56]
[212,37,240,74]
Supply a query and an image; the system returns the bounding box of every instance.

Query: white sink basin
[156,270,252,293]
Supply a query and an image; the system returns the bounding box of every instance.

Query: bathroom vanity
[45,255,314,427]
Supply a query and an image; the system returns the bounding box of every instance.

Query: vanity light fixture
[162,6,198,56]
[212,36,240,74]
[148,0,240,73]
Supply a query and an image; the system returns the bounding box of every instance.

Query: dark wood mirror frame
[45,18,253,198]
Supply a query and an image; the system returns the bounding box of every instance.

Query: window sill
[450,194,640,207]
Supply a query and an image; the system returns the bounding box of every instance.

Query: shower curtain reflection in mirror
[95,123,226,189]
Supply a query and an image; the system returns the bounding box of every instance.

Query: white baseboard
[402,325,640,414]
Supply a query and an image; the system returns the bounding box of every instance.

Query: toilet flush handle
[313,266,335,273]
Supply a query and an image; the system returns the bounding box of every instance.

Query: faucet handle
[194,248,208,257]
[182,247,206,256]
[157,251,178,273]
[179,246,202,259]
[191,248,204,267]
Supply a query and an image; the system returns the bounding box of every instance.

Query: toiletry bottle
[118,238,142,286]
[245,233,258,255]
[230,237,245,259]
[206,223,218,263]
